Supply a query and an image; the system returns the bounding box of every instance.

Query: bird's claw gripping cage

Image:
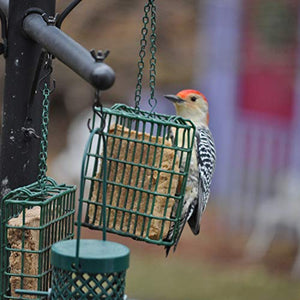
[80,104,195,246]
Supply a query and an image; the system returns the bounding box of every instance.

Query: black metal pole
[0,2,54,297]
[0,0,55,194]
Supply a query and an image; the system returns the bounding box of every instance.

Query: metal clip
[42,13,59,26]
[38,57,56,94]
[21,127,41,140]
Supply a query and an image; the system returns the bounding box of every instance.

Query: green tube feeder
[50,240,129,299]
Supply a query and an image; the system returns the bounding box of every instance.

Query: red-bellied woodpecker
[164,89,216,255]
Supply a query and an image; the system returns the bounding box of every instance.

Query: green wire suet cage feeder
[3,179,76,299]
[76,0,195,247]
[2,81,76,299]
[81,104,195,247]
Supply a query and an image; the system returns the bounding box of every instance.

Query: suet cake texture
[88,124,180,240]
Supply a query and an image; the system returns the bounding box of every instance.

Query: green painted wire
[76,127,108,264]
[134,0,157,111]
[76,129,108,253]
[37,83,50,189]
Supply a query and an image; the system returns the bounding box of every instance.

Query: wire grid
[1,211,7,298]
[81,104,195,246]
[51,268,126,299]
[1,182,14,298]
[3,178,76,300]
[1,188,27,299]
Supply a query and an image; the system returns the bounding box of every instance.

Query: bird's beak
[164,94,185,103]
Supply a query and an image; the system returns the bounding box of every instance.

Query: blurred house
[197,0,300,230]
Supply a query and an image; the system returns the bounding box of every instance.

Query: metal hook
[87,107,105,132]
[38,61,56,94]
[87,89,106,132]
[38,64,52,86]
[94,89,101,107]
[87,118,92,132]
[40,80,56,96]
[148,97,157,113]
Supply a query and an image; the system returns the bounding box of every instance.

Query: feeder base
[51,240,130,300]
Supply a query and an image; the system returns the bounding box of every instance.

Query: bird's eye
[191,96,197,102]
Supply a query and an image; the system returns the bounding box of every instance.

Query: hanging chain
[149,1,157,110]
[37,54,55,188]
[134,0,157,111]
[134,2,150,109]
[37,84,50,187]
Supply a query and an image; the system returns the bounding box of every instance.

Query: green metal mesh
[3,177,76,299]
[80,104,195,246]
[1,209,7,298]
[51,268,126,299]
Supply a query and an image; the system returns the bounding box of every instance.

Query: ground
[81,207,300,300]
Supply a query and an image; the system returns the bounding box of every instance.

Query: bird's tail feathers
[164,211,189,256]
[187,199,202,235]
[173,214,189,251]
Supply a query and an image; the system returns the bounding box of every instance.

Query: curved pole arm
[0,1,115,90]
[23,13,115,90]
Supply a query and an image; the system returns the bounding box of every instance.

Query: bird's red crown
[176,89,207,102]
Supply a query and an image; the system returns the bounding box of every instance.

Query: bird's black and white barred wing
[187,127,216,234]
[196,127,216,214]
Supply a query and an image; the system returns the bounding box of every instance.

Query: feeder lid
[51,239,130,273]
